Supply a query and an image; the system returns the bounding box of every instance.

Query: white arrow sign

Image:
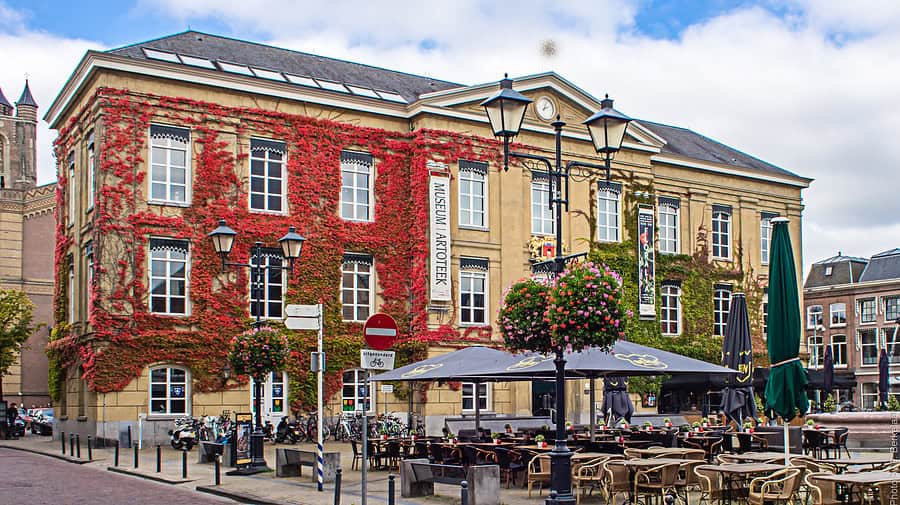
[285,304,320,317]
[285,317,320,330]
[361,349,395,370]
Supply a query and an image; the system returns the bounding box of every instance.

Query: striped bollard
[316,441,324,492]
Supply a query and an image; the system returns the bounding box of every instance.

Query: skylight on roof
[143,48,180,63]
[251,68,286,81]
[284,74,319,88]
[345,85,381,98]
[375,90,407,103]
[217,61,254,76]
[316,80,349,93]
[178,55,216,69]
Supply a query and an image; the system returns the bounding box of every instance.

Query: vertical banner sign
[429,163,451,301]
[233,412,253,467]
[637,206,656,319]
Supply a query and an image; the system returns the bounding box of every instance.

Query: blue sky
[2,0,900,268]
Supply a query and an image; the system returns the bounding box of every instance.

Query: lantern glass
[278,226,305,261]
[481,78,532,138]
[585,115,630,154]
[208,220,237,256]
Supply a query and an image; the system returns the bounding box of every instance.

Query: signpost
[360,313,398,505]
[284,304,324,491]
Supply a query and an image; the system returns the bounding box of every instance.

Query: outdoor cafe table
[633,447,702,458]
[816,455,894,473]
[815,471,900,503]
[705,462,785,502]
[729,451,788,463]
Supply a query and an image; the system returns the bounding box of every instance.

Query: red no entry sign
[363,313,398,351]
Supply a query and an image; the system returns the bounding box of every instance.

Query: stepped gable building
[0,81,54,407]
[804,250,900,410]
[46,31,809,443]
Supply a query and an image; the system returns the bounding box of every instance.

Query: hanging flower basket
[228,326,290,380]
[498,262,626,354]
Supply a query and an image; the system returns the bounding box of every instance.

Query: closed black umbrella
[879,349,890,408]
[823,345,834,399]
[720,293,757,424]
[602,376,633,425]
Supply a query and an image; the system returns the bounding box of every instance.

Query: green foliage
[823,394,836,412]
[497,279,551,353]
[228,326,289,380]
[888,394,900,412]
[0,289,39,382]
[548,262,626,351]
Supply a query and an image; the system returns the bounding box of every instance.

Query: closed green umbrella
[764,218,809,461]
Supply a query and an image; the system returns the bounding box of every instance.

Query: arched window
[150,366,190,415]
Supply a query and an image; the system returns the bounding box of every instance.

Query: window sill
[249,208,289,216]
[459,322,489,328]
[459,226,489,232]
[662,333,680,337]
[461,410,494,415]
[830,324,847,329]
[712,256,732,262]
[148,200,191,208]
[149,312,191,318]
[341,217,374,224]
[598,239,621,244]
[77,416,88,422]
[146,414,188,421]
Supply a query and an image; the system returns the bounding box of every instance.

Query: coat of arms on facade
[528,235,566,260]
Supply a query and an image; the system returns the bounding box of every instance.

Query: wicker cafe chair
[874,480,900,505]
[634,461,682,505]
[527,454,552,497]
[675,459,706,505]
[694,464,726,505]
[573,457,613,505]
[805,472,844,505]
[602,459,632,505]
[748,467,803,505]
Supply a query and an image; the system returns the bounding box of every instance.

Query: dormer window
[824,266,833,276]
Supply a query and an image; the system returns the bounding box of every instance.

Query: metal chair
[634,461,682,505]
[492,447,525,488]
[694,464,726,505]
[573,456,613,505]
[804,472,844,505]
[748,467,803,505]
[602,459,632,505]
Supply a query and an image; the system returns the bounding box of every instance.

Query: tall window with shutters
[458,160,487,229]
[249,138,287,213]
[340,151,373,222]
[149,124,190,204]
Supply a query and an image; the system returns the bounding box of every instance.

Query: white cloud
[0,2,100,186]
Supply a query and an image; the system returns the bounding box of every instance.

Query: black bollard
[388,474,396,505]
[69,433,75,456]
[214,455,221,486]
[133,442,139,468]
[156,445,161,473]
[61,432,66,455]
[460,480,469,505]
[87,436,93,461]
[114,440,119,467]
[182,449,187,478]
[333,467,342,505]
[76,434,81,459]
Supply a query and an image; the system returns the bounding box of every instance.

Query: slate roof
[0,87,11,109]
[859,249,900,283]
[16,81,37,107]
[639,120,802,178]
[108,31,461,103]
[804,254,869,289]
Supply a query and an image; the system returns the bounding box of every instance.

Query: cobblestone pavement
[0,447,236,504]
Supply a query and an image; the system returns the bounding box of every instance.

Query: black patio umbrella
[823,345,834,399]
[601,376,633,425]
[720,293,757,424]
[879,349,890,408]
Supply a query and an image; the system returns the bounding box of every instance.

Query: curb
[196,485,285,505]
[0,443,93,464]
[107,466,194,485]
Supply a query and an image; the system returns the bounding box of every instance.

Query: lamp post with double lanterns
[482,75,631,505]
[207,219,305,472]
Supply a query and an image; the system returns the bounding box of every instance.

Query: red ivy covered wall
[49,87,500,411]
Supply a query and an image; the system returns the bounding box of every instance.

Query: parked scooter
[168,417,203,450]
[273,417,305,444]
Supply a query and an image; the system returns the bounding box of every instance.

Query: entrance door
[532,380,555,422]
[251,372,289,425]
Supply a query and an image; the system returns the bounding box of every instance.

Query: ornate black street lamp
[483,76,631,505]
[208,219,305,471]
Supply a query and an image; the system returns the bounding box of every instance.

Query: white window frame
[85,242,93,317]
[148,124,191,205]
[760,214,773,264]
[67,152,75,227]
[531,178,554,236]
[807,334,824,368]
[341,255,373,322]
[658,204,679,254]
[831,334,847,368]
[660,284,681,336]
[861,383,878,411]
[883,327,900,365]
[67,259,75,324]
[806,305,824,329]
[340,151,373,222]
[87,132,95,212]
[762,291,769,341]
[149,366,190,416]
[148,238,190,316]
[712,208,731,260]
[248,139,287,213]
[859,328,878,367]
[597,188,621,243]
[885,297,900,322]
[859,298,877,324]
[459,265,488,326]
[713,285,731,337]
[341,368,374,413]
[830,302,847,328]
[461,382,492,412]
[249,250,285,320]
[458,163,487,230]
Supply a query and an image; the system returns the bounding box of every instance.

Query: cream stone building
[0,82,54,408]
[46,32,809,444]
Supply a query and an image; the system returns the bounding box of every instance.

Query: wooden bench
[400,458,500,505]
[275,447,340,483]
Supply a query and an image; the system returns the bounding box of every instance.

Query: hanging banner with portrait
[233,412,253,467]
[637,206,656,319]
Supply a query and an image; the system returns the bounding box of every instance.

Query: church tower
[7,80,39,190]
